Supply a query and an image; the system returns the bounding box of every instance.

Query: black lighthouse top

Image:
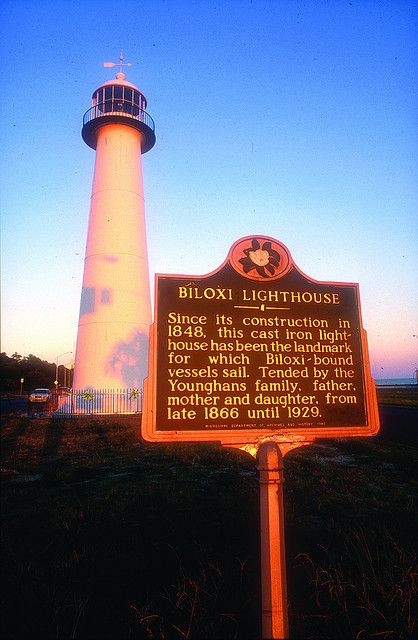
[82,66,156,154]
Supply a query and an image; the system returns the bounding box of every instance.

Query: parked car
[29,388,52,403]
[57,387,71,396]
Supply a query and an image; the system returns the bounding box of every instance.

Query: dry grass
[1,415,417,639]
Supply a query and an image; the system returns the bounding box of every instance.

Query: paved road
[378,405,418,446]
[1,396,56,415]
[1,396,28,414]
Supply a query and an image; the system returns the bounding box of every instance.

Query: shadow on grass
[39,420,65,472]
[1,417,417,639]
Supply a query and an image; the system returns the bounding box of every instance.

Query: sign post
[142,235,379,638]
[258,441,288,639]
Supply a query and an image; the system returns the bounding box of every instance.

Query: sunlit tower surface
[73,56,155,391]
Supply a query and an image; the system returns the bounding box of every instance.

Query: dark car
[57,387,71,396]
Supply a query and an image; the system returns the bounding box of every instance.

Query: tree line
[0,352,74,395]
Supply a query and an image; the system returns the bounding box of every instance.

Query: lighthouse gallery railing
[83,100,155,132]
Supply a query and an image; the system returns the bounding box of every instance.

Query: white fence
[55,388,143,415]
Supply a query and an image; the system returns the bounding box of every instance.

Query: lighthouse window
[90,85,146,117]
[113,86,123,112]
[131,91,139,115]
[103,87,112,112]
[96,89,103,110]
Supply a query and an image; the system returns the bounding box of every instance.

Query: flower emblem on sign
[239,239,281,277]
[229,236,292,281]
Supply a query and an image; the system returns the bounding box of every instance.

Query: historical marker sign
[142,236,379,444]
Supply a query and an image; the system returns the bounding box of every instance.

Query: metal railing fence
[55,388,143,415]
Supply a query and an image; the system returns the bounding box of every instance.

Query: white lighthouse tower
[73,56,155,392]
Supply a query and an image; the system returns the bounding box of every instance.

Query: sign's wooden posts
[142,235,379,639]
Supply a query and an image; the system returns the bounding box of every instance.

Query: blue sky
[1,0,417,378]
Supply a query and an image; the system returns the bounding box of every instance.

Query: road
[1,396,28,414]
[378,405,418,446]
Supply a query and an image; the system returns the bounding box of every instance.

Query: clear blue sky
[1,0,417,378]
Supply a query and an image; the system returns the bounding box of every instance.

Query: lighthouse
[73,56,155,391]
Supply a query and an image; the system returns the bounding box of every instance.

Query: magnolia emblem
[239,238,281,278]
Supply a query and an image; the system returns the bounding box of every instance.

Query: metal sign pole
[257,441,289,640]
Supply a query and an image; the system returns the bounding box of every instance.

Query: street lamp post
[56,352,73,388]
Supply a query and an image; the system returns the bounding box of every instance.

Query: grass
[1,415,417,639]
